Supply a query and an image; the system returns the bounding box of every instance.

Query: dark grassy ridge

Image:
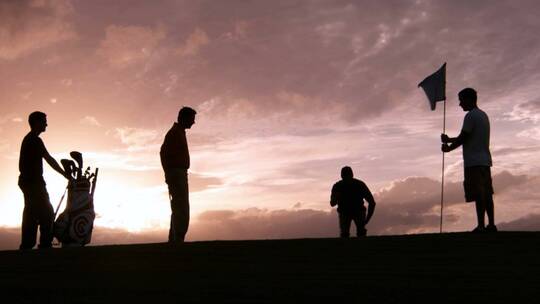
[1,232,539,303]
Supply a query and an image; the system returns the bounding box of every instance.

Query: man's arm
[43,148,68,179]
[364,189,376,225]
[441,130,469,152]
[330,184,338,207]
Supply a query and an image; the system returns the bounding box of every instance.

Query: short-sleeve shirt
[461,108,492,168]
[19,132,46,183]
[331,178,374,214]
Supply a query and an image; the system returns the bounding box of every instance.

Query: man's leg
[474,199,486,229]
[353,209,367,237]
[466,167,487,231]
[170,194,189,242]
[168,189,184,242]
[19,184,38,250]
[167,170,190,243]
[485,195,495,227]
[168,194,175,242]
[476,167,496,231]
[483,167,496,230]
[339,213,352,238]
[20,205,38,250]
[483,194,497,232]
[37,186,54,249]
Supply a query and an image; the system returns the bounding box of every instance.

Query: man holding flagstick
[418,64,496,233]
[441,88,496,233]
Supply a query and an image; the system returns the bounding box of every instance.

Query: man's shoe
[485,224,498,233]
[472,226,485,233]
[357,228,367,237]
[167,240,184,246]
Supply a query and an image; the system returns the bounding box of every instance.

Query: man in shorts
[330,166,376,237]
[441,88,496,233]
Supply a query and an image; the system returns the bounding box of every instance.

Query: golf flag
[418,63,446,110]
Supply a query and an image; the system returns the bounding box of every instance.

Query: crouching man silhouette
[330,166,376,237]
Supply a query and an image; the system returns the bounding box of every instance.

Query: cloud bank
[1,170,535,250]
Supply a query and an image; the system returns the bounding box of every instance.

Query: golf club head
[60,159,73,178]
[70,151,83,179]
[69,161,77,179]
[90,168,99,196]
[61,159,77,179]
[70,151,83,169]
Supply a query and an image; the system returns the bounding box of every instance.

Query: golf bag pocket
[68,209,95,244]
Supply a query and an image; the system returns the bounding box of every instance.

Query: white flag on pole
[418,63,446,110]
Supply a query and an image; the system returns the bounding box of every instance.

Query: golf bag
[54,151,98,247]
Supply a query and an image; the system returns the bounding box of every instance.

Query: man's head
[178,106,197,129]
[341,166,354,180]
[28,111,47,133]
[458,88,477,111]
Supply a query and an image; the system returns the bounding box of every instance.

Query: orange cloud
[80,116,101,127]
[114,127,160,152]
[97,24,166,68]
[177,28,210,57]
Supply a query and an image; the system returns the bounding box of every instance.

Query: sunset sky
[2,0,540,249]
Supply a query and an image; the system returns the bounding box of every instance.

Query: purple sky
[1,0,540,249]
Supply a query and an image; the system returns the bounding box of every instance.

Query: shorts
[463,166,494,202]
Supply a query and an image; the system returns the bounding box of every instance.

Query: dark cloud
[0,0,76,60]
[503,98,540,125]
[498,214,540,231]
[175,0,540,122]
[492,146,540,157]
[492,170,529,192]
[494,174,540,202]
[0,227,19,251]
[2,0,540,133]
[366,170,529,233]
[516,99,540,111]
[189,171,535,239]
[191,208,337,240]
[190,173,223,192]
[200,0,537,123]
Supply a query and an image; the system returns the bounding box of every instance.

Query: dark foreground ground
[1,232,540,303]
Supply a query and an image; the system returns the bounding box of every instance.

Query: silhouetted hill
[1,232,540,303]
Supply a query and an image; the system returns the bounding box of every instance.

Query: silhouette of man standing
[18,111,68,250]
[160,107,196,243]
[441,88,496,233]
[330,166,376,237]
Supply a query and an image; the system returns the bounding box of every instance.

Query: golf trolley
[53,151,98,247]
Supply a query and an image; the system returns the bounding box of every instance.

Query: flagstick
[418,62,447,233]
[440,99,446,234]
